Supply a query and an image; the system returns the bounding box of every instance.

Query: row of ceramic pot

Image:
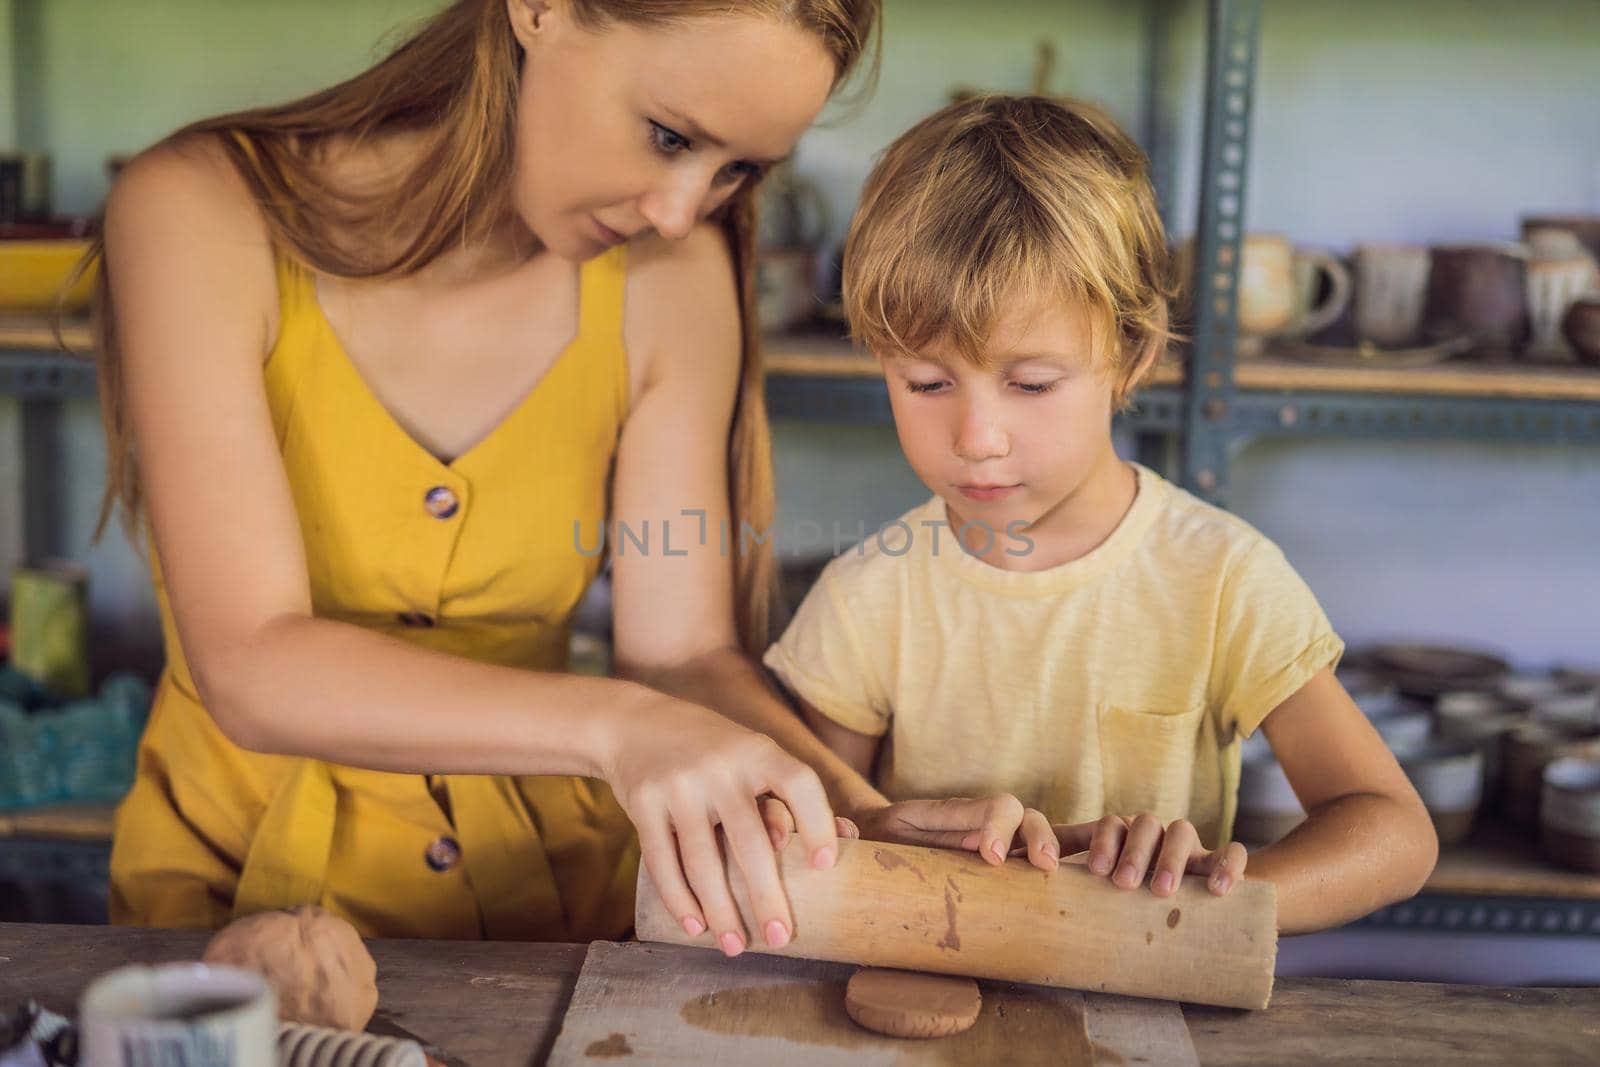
[1236,663,1600,871]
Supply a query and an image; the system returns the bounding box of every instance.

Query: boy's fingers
[1017,808,1059,870]
[1112,814,1164,888]
[765,762,838,871]
[1050,820,1100,858]
[976,794,1026,865]
[835,816,860,840]
[1151,819,1200,896]
[759,796,795,851]
[868,797,1011,851]
[903,796,1008,850]
[1206,841,1248,894]
[1085,815,1130,876]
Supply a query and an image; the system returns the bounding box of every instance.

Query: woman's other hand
[602,692,841,957]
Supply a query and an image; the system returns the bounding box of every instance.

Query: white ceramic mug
[79,962,277,1067]
[1542,756,1600,837]
[1354,243,1431,347]
[1526,249,1600,358]
[1219,234,1351,354]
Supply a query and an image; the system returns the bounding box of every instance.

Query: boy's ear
[1115,333,1166,407]
[1114,296,1173,406]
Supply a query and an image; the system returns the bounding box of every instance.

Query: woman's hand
[600,691,842,958]
[1058,815,1248,897]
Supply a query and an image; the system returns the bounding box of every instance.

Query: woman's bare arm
[107,141,837,954]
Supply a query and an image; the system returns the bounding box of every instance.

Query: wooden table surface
[1,923,1596,1066]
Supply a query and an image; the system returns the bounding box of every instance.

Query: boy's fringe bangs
[850,211,1108,369]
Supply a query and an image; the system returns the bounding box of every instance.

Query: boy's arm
[1251,667,1439,935]
[800,700,880,779]
[796,695,1064,870]
[629,650,887,819]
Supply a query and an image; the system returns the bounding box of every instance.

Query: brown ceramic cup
[1504,721,1600,827]
[1541,756,1600,873]
[1562,296,1600,367]
[1424,243,1531,352]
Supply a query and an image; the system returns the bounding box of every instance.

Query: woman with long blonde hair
[93,0,882,949]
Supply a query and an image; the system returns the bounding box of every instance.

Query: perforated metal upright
[1179,0,1262,505]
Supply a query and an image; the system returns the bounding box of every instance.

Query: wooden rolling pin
[636,837,1277,1010]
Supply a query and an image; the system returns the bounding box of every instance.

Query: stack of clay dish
[1370,708,1434,750]
[1540,756,1600,872]
[1235,731,1303,845]
[1503,721,1600,827]
[1393,740,1485,847]
[1532,684,1599,730]
[1344,670,1433,748]
[1434,691,1529,813]
[1370,643,1508,700]
[1554,665,1600,691]
[1501,672,1587,705]
[1337,666,1398,705]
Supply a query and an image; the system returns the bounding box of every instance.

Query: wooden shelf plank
[0,802,116,841]
[1424,822,1600,900]
[764,334,875,378]
[9,320,1595,405]
[762,333,1600,403]
[0,315,91,352]
[1235,356,1600,402]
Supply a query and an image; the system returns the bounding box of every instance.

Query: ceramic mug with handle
[1189,234,1351,354]
[79,962,278,1067]
[1424,242,1530,353]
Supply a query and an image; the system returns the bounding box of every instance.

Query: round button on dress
[424,836,462,872]
[423,486,460,519]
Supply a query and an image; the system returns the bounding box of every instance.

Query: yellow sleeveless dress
[109,247,640,940]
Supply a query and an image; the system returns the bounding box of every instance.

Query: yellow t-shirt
[763,463,1342,848]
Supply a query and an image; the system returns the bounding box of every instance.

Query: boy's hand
[849,795,1062,872]
[758,796,861,849]
[1056,815,1247,897]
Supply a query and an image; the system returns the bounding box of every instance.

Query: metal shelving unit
[5,0,1600,527]
[3,0,1600,947]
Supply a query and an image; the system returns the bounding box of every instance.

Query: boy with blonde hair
[764,96,1437,934]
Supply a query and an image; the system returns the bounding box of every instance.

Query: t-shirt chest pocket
[1096,702,1208,821]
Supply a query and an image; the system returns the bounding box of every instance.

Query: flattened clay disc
[844,967,982,1039]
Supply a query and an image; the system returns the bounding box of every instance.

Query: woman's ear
[506,0,558,49]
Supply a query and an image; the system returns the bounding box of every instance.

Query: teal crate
[0,671,152,810]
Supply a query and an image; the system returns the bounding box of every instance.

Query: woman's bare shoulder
[103,131,278,337]
[623,222,741,391]
[108,133,268,237]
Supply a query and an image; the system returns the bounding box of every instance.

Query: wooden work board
[547,941,1198,1066]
